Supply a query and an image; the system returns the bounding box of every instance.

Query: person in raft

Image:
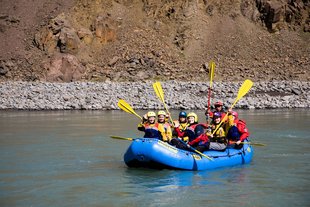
[172,111,188,138]
[171,112,209,152]
[225,111,250,149]
[207,112,228,151]
[205,101,226,121]
[138,111,168,142]
[157,110,172,142]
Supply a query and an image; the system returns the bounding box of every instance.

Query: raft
[124,138,253,171]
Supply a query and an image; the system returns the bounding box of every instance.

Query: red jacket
[175,124,209,146]
[235,119,249,141]
[188,133,209,146]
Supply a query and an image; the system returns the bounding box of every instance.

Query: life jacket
[173,120,188,131]
[184,124,198,141]
[236,119,246,128]
[184,123,208,142]
[236,119,249,141]
[188,132,209,146]
[174,123,209,146]
[179,122,188,131]
[172,120,188,139]
[187,124,209,146]
[144,123,162,139]
[210,122,226,143]
[212,123,226,138]
[158,122,172,141]
[161,122,170,132]
[226,125,240,141]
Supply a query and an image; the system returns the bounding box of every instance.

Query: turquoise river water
[0,109,309,207]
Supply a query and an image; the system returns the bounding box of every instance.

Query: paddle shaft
[163,101,174,125]
[207,61,215,113]
[110,135,134,141]
[207,88,212,113]
[178,139,213,160]
[230,141,266,146]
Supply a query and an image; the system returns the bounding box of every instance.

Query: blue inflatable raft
[124,138,253,171]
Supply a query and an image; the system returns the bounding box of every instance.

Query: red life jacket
[186,124,209,146]
[236,119,249,141]
[186,123,198,134]
[188,133,209,146]
[175,123,197,139]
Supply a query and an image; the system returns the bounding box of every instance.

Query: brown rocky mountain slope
[0,0,309,83]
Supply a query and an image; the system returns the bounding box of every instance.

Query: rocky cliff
[0,0,309,83]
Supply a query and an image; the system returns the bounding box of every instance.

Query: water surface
[0,109,309,207]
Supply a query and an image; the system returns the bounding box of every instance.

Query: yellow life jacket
[211,123,226,143]
[158,122,172,142]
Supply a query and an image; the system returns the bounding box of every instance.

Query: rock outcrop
[42,53,86,82]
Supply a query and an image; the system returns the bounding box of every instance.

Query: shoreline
[0,81,309,110]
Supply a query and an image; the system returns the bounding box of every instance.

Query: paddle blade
[153,81,165,103]
[209,61,215,86]
[117,99,142,120]
[118,99,134,114]
[237,79,253,100]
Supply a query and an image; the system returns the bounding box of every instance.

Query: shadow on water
[113,165,259,206]
[122,165,253,189]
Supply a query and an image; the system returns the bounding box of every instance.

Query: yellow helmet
[187,112,198,122]
[157,110,166,116]
[147,111,156,117]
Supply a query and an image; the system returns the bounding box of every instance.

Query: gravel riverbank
[0,81,309,110]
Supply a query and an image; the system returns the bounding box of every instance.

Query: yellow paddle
[229,79,253,110]
[177,139,213,160]
[191,148,213,160]
[209,61,215,89]
[212,79,253,135]
[110,135,134,141]
[245,142,265,146]
[117,99,142,120]
[207,61,215,122]
[152,81,174,125]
